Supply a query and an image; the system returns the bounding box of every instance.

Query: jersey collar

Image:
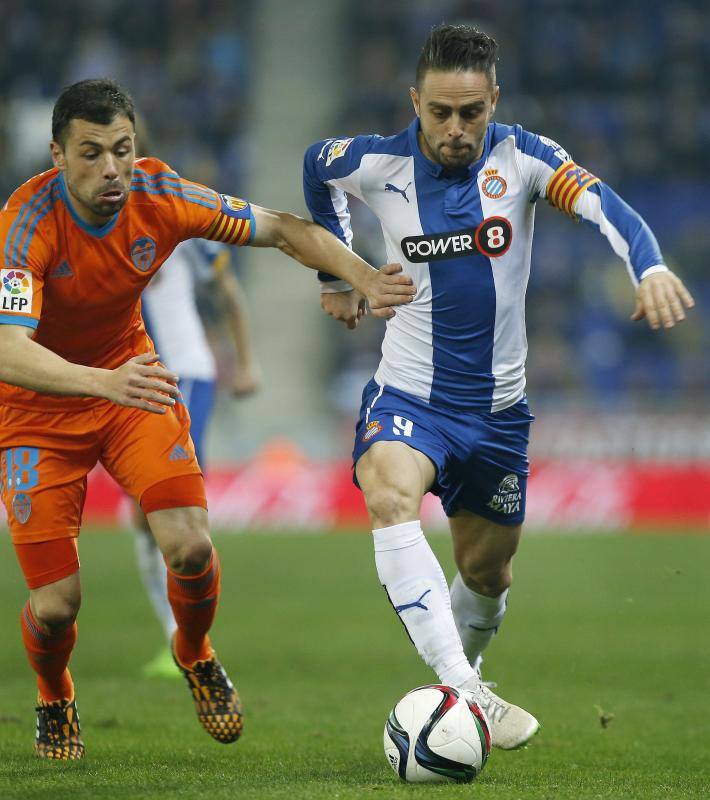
[58,173,122,238]
[407,117,493,180]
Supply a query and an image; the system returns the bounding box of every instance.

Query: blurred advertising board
[56,443,710,531]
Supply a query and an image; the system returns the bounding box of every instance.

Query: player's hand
[232,363,261,398]
[321,289,367,329]
[631,271,695,330]
[363,263,416,319]
[102,352,180,413]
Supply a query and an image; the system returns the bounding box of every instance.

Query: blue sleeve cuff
[0,315,38,329]
[247,207,256,244]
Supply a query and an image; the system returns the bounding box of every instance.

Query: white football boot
[460,675,540,750]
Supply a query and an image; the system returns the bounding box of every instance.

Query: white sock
[450,572,508,672]
[134,529,178,643]
[373,520,476,688]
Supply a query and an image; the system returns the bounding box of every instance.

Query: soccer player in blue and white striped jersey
[303,24,693,750]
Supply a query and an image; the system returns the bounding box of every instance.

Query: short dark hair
[52,79,135,145]
[416,24,498,87]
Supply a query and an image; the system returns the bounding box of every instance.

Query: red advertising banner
[22,452,706,532]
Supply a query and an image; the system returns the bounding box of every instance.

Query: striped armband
[204,194,253,246]
[545,161,600,217]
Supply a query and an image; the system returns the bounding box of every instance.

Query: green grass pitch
[0,528,708,799]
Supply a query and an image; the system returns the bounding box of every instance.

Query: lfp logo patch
[325,138,353,167]
[131,237,157,272]
[0,269,33,313]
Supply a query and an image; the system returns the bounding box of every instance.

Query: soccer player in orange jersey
[0,79,415,760]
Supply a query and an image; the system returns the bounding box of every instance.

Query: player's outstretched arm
[248,205,415,318]
[0,325,179,413]
[630,271,695,330]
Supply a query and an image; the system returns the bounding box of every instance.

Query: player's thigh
[356,436,438,526]
[131,380,215,544]
[356,440,436,502]
[1,443,95,547]
[443,399,533,527]
[99,400,204,508]
[449,509,522,592]
[352,381,444,520]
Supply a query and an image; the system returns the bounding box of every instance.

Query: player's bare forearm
[251,206,371,281]
[249,205,416,314]
[0,326,179,413]
[216,268,261,395]
[216,269,257,369]
[0,325,108,397]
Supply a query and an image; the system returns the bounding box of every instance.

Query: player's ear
[410,86,421,117]
[490,86,500,118]
[50,140,65,170]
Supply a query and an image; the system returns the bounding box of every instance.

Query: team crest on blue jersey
[362,420,383,442]
[481,169,507,199]
[12,492,32,524]
[324,138,353,167]
[131,236,157,272]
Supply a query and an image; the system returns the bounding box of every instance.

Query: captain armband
[204,194,253,246]
[545,161,600,218]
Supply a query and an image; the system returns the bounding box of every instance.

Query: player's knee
[165,530,213,575]
[31,594,81,634]
[364,484,420,528]
[459,559,512,598]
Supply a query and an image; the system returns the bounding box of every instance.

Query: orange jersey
[0,157,253,412]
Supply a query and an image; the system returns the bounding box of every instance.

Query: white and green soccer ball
[383,684,491,784]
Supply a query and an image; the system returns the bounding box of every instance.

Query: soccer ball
[383,684,491,783]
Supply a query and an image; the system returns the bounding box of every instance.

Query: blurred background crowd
[0,0,251,193]
[0,0,708,460]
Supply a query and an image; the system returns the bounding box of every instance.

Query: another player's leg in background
[146,503,243,743]
[448,511,539,748]
[355,441,478,690]
[133,507,179,677]
[15,541,84,759]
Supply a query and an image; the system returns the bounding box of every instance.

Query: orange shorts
[0,398,205,547]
